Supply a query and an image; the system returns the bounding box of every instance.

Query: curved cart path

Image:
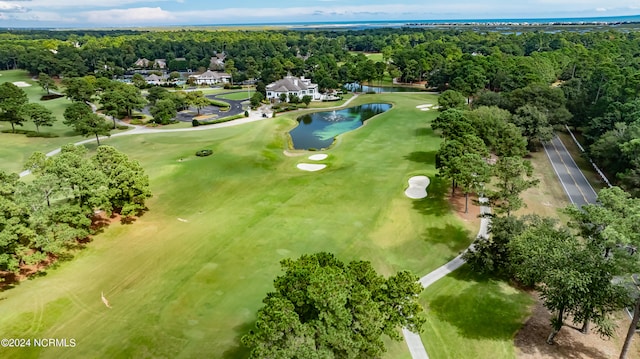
[403,198,491,359]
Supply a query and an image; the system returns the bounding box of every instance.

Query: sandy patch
[308,154,328,161]
[12,81,31,87]
[297,163,326,172]
[101,291,112,308]
[405,176,430,199]
[416,104,439,111]
[515,293,640,359]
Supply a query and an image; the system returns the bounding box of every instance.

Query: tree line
[2,27,638,192]
[0,145,151,278]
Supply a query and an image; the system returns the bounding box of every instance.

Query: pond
[289,103,392,150]
[344,82,422,93]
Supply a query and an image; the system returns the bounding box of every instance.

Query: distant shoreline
[3,14,640,31]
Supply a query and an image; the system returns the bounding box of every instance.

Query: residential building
[266,76,320,102]
[145,74,164,85]
[209,53,226,69]
[134,58,151,68]
[153,59,167,69]
[189,70,232,85]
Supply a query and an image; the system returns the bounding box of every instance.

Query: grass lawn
[349,51,384,62]
[0,92,471,358]
[216,91,251,101]
[420,266,534,359]
[307,94,355,109]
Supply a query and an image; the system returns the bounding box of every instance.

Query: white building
[145,74,164,85]
[266,76,320,102]
[189,70,231,85]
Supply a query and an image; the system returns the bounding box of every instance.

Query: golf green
[0,93,473,358]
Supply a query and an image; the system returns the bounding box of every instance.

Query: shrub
[40,94,64,101]
[116,125,130,130]
[2,129,59,138]
[192,119,200,127]
[25,132,58,138]
[195,149,213,157]
[197,114,245,126]
[244,110,249,117]
[130,119,145,125]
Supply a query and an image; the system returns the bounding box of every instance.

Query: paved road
[543,135,598,207]
[403,198,491,359]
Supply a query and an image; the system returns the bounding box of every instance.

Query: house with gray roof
[153,59,167,69]
[266,76,319,102]
[134,58,151,68]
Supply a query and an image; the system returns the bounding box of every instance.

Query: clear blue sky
[0,0,639,27]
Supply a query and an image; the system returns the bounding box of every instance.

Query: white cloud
[596,7,607,12]
[174,4,491,19]
[25,0,170,10]
[0,1,29,12]
[83,7,174,24]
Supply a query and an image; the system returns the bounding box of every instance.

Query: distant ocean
[216,14,640,30]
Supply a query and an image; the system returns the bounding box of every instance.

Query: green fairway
[349,51,384,62]
[0,92,474,358]
[216,91,251,101]
[420,266,534,359]
[0,70,83,173]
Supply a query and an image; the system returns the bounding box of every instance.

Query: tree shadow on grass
[421,223,471,253]
[414,127,434,137]
[426,268,531,340]
[221,318,255,359]
[404,150,437,165]
[411,176,451,217]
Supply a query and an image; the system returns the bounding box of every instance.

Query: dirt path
[515,294,640,359]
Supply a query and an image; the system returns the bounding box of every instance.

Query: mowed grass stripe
[0,93,471,358]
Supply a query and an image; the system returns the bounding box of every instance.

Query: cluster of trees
[0,81,55,134]
[62,74,226,126]
[464,187,640,358]
[242,252,424,358]
[0,144,151,275]
[432,100,536,215]
[146,87,212,124]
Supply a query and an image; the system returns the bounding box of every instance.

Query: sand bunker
[308,154,328,161]
[416,104,434,111]
[297,163,327,171]
[405,176,430,199]
[12,81,31,87]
